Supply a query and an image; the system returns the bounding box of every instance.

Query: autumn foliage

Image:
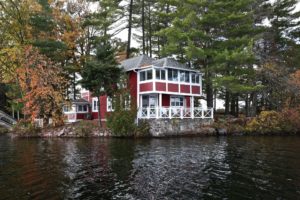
[17,46,68,126]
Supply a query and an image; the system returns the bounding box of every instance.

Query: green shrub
[135,120,151,137]
[12,120,41,136]
[245,111,282,134]
[0,126,8,134]
[74,120,97,137]
[107,109,137,137]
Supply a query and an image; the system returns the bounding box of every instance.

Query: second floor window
[168,69,178,81]
[140,69,153,81]
[191,73,200,84]
[77,105,88,112]
[156,69,166,80]
[180,71,190,83]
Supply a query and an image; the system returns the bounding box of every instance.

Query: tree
[17,46,68,126]
[80,40,121,127]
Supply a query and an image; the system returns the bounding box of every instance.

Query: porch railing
[138,107,213,119]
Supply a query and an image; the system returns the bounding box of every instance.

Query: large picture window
[168,69,178,81]
[156,69,166,80]
[170,96,184,107]
[180,71,190,83]
[140,69,153,81]
[191,73,200,84]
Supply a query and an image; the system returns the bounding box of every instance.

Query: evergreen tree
[80,40,121,127]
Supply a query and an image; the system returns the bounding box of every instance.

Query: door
[141,95,157,117]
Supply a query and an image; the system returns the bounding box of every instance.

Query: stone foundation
[140,118,215,137]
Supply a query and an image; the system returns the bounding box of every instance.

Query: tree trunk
[245,93,250,117]
[225,90,230,115]
[97,96,102,127]
[235,95,239,117]
[142,0,145,54]
[148,2,152,58]
[230,94,236,116]
[126,0,133,58]
[250,92,257,117]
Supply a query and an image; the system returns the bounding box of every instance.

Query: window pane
[185,72,190,83]
[156,69,160,79]
[173,70,178,81]
[147,70,152,80]
[168,69,172,81]
[191,73,196,83]
[140,71,145,81]
[83,105,87,111]
[196,75,200,83]
[180,71,185,82]
[161,70,165,80]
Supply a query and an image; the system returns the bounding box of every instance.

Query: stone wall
[140,118,215,137]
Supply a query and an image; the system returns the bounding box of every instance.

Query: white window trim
[107,97,114,112]
[92,97,99,112]
[170,96,185,107]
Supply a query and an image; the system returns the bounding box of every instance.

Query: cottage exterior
[63,55,213,123]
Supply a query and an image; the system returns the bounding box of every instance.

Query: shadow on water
[0,135,300,199]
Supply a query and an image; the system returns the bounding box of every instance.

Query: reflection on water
[0,136,300,199]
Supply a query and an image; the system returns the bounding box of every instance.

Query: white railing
[138,107,213,119]
[0,110,17,129]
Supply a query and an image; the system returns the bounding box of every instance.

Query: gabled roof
[121,55,154,71]
[152,57,188,69]
[120,55,189,71]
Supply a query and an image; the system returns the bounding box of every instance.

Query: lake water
[0,135,300,199]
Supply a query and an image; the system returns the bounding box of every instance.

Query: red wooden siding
[186,96,190,108]
[140,82,153,92]
[180,85,190,93]
[168,83,179,92]
[156,82,166,91]
[192,86,201,94]
[91,95,107,120]
[162,94,170,107]
[128,71,137,106]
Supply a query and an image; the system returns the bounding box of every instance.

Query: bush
[0,126,8,134]
[135,120,151,137]
[107,109,137,137]
[74,120,98,137]
[12,120,41,136]
[280,107,300,133]
[245,111,282,134]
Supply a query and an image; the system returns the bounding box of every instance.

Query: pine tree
[80,40,121,127]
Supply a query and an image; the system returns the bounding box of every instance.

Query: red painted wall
[91,95,107,120]
[162,94,170,107]
[156,82,166,91]
[192,86,201,94]
[168,83,179,92]
[186,96,190,108]
[180,85,190,93]
[128,71,137,107]
[140,82,153,92]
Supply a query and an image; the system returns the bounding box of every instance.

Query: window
[93,98,99,111]
[124,95,131,110]
[168,69,178,81]
[63,105,70,112]
[170,96,184,107]
[156,69,166,80]
[107,97,114,112]
[191,73,200,84]
[77,105,88,112]
[140,69,153,81]
[180,71,190,83]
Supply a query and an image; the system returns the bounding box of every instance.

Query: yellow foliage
[245,111,282,134]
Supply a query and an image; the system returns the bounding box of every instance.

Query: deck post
[201,109,204,119]
[147,107,150,119]
[191,96,194,119]
[180,107,183,119]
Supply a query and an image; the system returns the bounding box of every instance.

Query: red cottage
[63,55,213,123]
